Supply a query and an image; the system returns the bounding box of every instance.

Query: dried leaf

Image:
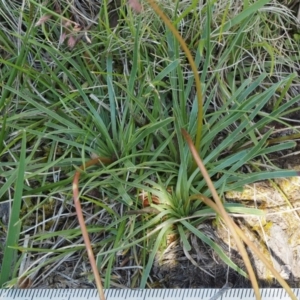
[35,14,52,27]
[68,36,77,49]
[128,0,143,13]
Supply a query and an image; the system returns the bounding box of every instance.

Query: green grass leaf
[0,131,27,286]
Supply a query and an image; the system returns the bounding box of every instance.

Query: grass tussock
[1,0,300,298]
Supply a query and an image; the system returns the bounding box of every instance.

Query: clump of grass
[0,0,300,299]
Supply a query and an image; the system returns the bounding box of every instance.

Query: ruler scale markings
[89,289,94,298]
[184,289,188,300]
[110,289,115,298]
[245,288,250,298]
[277,289,281,299]
[137,289,141,300]
[179,289,182,298]
[240,288,244,298]
[190,289,194,298]
[242,289,246,298]
[119,289,123,299]
[136,289,140,299]
[231,288,237,298]
[278,288,282,298]
[278,290,283,299]
[82,290,87,298]
[153,289,157,299]
[246,290,252,299]
[117,289,121,298]
[150,289,154,298]
[207,289,212,297]
[192,289,196,298]
[26,289,30,300]
[113,289,117,299]
[51,289,55,299]
[156,289,160,298]
[273,288,277,299]
[157,289,162,299]
[1,289,300,299]
[106,289,110,299]
[197,289,201,298]
[186,289,190,298]
[241,288,245,298]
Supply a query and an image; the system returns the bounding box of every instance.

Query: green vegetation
[0,0,300,296]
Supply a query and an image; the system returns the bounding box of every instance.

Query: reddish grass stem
[72,157,113,300]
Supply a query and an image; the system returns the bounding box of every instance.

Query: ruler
[0,289,300,300]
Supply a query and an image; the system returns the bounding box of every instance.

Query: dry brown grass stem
[181,129,261,300]
[183,128,298,300]
[73,157,113,300]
